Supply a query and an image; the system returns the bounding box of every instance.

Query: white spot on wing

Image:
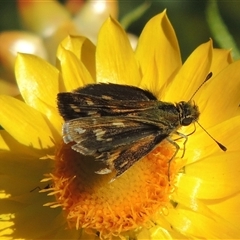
[93,129,106,141]
[101,95,113,100]
[86,99,94,105]
[87,111,98,116]
[75,127,86,134]
[95,168,112,174]
[112,122,125,126]
[70,104,81,112]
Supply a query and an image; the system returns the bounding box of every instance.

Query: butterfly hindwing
[63,116,167,177]
[96,132,167,178]
[63,116,168,154]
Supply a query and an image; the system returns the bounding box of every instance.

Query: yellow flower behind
[1,10,240,239]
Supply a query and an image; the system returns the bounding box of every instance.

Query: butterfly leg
[166,137,180,181]
[175,131,188,158]
[166,132,188,181]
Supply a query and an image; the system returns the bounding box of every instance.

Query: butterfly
[57,73,226,180]
[57,82,201,179]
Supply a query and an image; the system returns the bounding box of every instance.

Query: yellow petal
[0,130,37,156]
[96,17,141,85]
[186,116,240,163]
[198,60,240,127]
[0,161,50,195]
[164,41,212,102]
[15,53,59,112]
[57,45,94,92]
[167,207,240,238]
[171,192,214,218]
[149,224,187,239]
[0,95,54,149]
[178,152,240,199]
[15,53,62,136]
[210,48,233,75]
[135,11,182,96]
[0,131,12,152]
[58,36,96,82]
[207,192,240,228]
[11,196,62,238]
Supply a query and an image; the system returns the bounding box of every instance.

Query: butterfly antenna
[196,121,227,151]
[189,72,213,101]
[190,72,227,151]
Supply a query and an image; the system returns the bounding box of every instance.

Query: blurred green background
[0,0,239,61]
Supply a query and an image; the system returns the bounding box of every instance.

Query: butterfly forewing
[73,83,157,101]
[57,84,159,121]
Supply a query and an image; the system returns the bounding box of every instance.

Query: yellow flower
[1,10,240,239]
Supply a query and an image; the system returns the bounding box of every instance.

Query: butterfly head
[177,101,200,127]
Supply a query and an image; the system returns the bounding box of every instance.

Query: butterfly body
[57,83,200,179]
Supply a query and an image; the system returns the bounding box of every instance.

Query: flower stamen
[45,140,180,238]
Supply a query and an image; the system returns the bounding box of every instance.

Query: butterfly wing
[57,83,157,121]
[72,83,157,101]
[58,83,171,178]
[63,116,167,178]
[97,132,167,179]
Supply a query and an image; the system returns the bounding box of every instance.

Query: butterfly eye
[181,117,193,126]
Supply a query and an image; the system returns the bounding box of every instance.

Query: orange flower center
[48,140,179,238]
